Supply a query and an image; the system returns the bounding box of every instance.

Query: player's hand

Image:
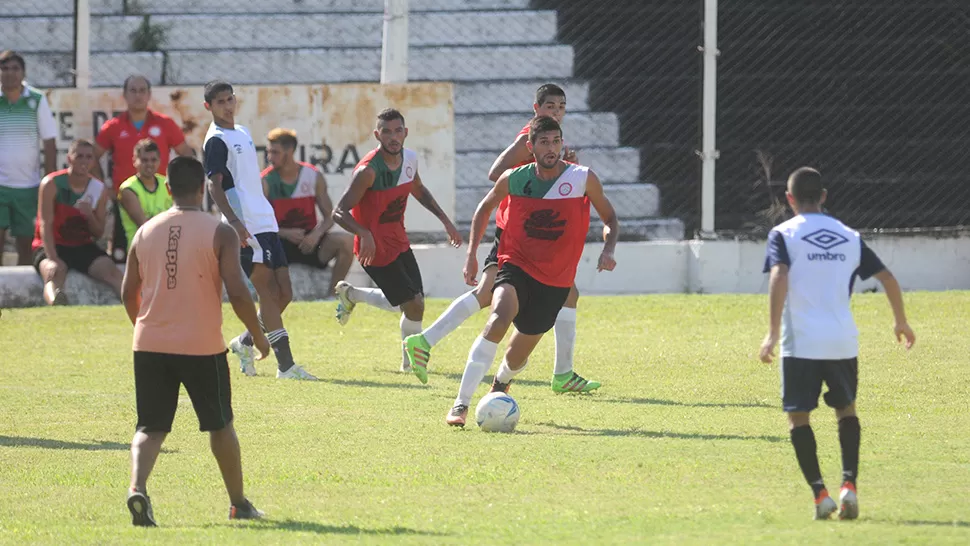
[597,250,616,271]
[463,253,479,286]
[563,146,578,163]
[358,231,377,267]
[759,333,779,363]
[76,201,93,218]
[894,322,916,349]
[445,222,463,248]
[299,229,324,254]
[253,332,271,361]
[231,221,251,248]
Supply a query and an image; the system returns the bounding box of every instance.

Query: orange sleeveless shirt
[131,208,226,355]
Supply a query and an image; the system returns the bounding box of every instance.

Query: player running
[444,116,619,426]
[332,108,462,372]
[403,84,598,392]
[202,80,316,380]
[759,167,916,520]
[121,156,269,526]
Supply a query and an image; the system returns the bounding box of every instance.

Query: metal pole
[74,0,91,89]
[699,0,719,235]
[380,0,409,83]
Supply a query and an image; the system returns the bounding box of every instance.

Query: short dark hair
[267,127,298,150]
[167,156,205,199]
[133,138,159,157]
[204,80,234,104]
[68,138,94,155]
[528,116,562,144]
[377,108,405,127]
[535,83,565,106]
[787,167,824,204]
[123,74,151,93]
[0,50,25,71]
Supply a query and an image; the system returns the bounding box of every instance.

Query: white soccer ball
[475,391,520,433]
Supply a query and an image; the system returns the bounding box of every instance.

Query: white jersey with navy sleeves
[763,213,885,360]
[203,122,278,235]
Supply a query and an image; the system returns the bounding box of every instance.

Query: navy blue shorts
[241,232,288,277]
[781,357,858,412]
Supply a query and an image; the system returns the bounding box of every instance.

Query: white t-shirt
[763,213,885,360]
[202,122,277,235]
[0,84,58,188]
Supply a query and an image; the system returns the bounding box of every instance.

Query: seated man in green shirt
[118,139,172,250]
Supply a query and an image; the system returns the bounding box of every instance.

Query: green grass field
[1,293,969,545]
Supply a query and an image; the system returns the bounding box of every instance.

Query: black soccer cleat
[127,490,157,527]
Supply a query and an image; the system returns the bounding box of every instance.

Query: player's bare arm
[410,172,462,248]
[43,139,57,175]
[216,223,270,359]
[121,241,143,325]
[174,142,195,158]
[38,176,59,262]
[584,170,619,271]
[334,165,377,265]
[119,188,149,228]
[207,172,251,244]
[488,134,532,182]
[873,269,916,348]
[91,143,108,180]
[464,175,510,285]
[760,264,790,363]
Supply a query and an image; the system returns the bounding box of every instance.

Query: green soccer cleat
[404,334,431,384]
[552,371,601,393]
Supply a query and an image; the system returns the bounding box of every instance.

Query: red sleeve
[164,116,186,147]
[95,118,116,149]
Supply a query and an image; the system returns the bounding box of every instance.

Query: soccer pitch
[1,293,968,544]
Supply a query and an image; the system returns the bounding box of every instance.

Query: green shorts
[0,185,39,237]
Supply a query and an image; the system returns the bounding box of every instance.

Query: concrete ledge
[130,0,531,14]
[456,112,618,152]
[456,147,639,186]
[9,0,122,16]
[455,182,660,223]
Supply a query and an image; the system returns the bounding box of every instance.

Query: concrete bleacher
[7,0,684,241]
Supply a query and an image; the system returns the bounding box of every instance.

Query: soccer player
[759,167,916,520]
[31,139,122,305]
[404,84,599,393]
[262,128,354,297]
[332,108,462,372]
[201,80,316,380]
[121,156,269,526]
[444,116,618,426]
[118,139,172,251]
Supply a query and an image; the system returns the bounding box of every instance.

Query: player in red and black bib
[262,128,354,297]
[32,139,122,305]
[440,116,619,426]
[332,108,462,372]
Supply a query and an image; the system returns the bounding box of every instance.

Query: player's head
[533,84,566,124]
[375,108,407,155]
[526,116,563,169]
[67,139,96,176]
[133,138,161,179]
[166,156,206,205]
[267,128,298,169]
[0,50,26,89]
[786,167,827,213]
[122,74,152,111]
[203,80,236,123]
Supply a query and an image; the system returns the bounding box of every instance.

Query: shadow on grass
[533,422,786,443]
[233,519,447,536]
[0,435,175,452]
[881,519,970,528]
[317,378,428,391]
[593,397,774,409]
[399,370,549,388]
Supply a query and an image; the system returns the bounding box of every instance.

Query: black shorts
[493,262,569,336]
[781,357,858,413]
[363,248,423,307]
[134,350,233,433]
[483,227,503,271]
[241,232,288,277]
[281,237,329,269]
[33,243,109,275]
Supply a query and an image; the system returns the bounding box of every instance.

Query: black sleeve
[762,230,791,273]
[203,137,234,190]
[857,240,886,280]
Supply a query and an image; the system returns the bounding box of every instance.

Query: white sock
[423,290,482,347]
[349,286,399,312]
[495,358,527,384]
[553,307,577,376]
[400,315,422,366]
[455,336,498,406]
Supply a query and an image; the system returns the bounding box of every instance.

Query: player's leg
[35,250,69,305]
[316,232,354,297]
[368,249,426,374]
[334,258,403,325]
[824,358,860,520]
[782,357,835,519]
[447,280,519,426]
[230,245,261,375]
[491,328,543,392]
[14,236,31,265]
[128,352,180,527]
[11,186,38,265]
[86,251,123,295]
[551,284,600,393]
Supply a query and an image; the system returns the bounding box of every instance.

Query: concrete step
[1,18,75,53]
[455,80,589,115]
[456,112,618,152]
[9,0,121,16]
[130,0,532,14]
[455,182,660,223]
[456,217,686,242]
[165,45,572,85]
[456,147,639,185]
